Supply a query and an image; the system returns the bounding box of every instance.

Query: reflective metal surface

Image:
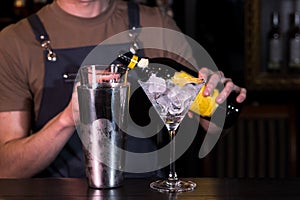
[77,83,129,189]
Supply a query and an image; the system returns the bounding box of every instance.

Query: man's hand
[198,68,247,104]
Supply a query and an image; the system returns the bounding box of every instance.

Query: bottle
[267,12,283,72]
[287,12,300,72]
[112,52,179,82]
[112,52,243,129]
[115,51,149,70]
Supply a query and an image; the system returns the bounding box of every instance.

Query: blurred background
[0,0,299,178]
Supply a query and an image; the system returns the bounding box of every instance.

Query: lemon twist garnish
[190,86,219,117]
[172,71,218,117]
[172,71,204,86]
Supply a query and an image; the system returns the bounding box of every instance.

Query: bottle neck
[271,12,280,27]
[117,52,149,70]
[294,12,300,27]
[128,55,139,69]
[290,12,300,28]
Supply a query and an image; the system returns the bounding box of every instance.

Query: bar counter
[0,178,299,199]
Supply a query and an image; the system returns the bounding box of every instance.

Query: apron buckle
[41,40,57,62]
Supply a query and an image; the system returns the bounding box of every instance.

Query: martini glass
[138,73,205,193]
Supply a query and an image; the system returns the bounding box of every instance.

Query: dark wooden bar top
[0,178,299,199]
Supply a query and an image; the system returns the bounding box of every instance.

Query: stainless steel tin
[77,82,129,189]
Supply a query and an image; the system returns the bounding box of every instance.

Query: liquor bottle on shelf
[267,11,283,72]
[111,51,242,129]
[287,12,300,72]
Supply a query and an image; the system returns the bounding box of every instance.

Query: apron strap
[27,14,57,62]
[27,14,49,42]
[127,1,140,29]
[127,1,144,56]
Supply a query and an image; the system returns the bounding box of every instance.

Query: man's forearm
[0,113,75,178]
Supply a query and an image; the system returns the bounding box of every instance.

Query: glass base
[150,179,196,193]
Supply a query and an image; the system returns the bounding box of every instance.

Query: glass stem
[168,129,178,184]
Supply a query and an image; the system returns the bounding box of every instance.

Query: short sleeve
[0,27,33,112]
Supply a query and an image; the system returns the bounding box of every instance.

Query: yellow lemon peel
[172,71,204,86]
[172,71,219,117]
[190,86,219,117]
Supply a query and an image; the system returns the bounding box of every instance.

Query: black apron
[28,2,158,178]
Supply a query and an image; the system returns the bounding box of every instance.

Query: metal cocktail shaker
[77,65,129,189]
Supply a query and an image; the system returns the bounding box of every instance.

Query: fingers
[235,87,247,103]
[198,67,247,104]
[216,79,235,103]
[198,68,223,96]
[87,68,121,84]
[96,73,120,83]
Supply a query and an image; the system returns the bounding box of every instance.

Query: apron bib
[28,2,158,178]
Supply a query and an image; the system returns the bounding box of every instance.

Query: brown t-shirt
[0,0,185,118]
